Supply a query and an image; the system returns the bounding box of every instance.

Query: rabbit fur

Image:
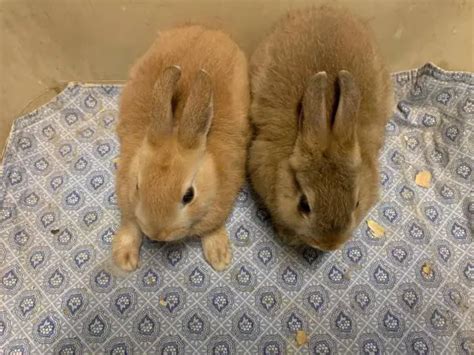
[248,6,393,251]
[113,25,250,271]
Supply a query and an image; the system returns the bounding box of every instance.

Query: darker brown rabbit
[248,6,393,251]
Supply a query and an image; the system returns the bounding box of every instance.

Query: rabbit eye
[298,194,311,215]
[136,183,139,191]
[355,200,360,208]
[182,187,194,205]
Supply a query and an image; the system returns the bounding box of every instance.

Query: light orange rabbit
[113,25,250,272]
[248,6,393,251]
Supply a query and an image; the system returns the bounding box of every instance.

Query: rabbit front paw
[201,226,232,271]
[112,223,142,272]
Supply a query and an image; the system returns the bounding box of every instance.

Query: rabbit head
[274,70,369,251]
[130,66,217,242]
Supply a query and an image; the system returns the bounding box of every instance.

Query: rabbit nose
[137,224,152,238]
[308,235,347,251]
[319,242,342,251]
[156,229,176,241]
[153,231,166,241]
[310,241,340,252]
[139,224,161,241]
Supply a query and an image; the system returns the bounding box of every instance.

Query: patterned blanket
[0,63,472,354]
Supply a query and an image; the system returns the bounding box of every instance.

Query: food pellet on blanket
[296,330,308,346]
[415,170,432,188]
[422,262,433,276]
[50,229,60,235]
[159,299,167,306]
[367,220,385,238]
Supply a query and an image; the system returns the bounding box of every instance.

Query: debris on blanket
[415,170,432,188]
[295,330,308,346]
[421,262,433,277]
[367,219,385,238]
[159,298,168,307]
[343,269,351,280]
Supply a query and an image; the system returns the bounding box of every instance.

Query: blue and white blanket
[0,63,472,354]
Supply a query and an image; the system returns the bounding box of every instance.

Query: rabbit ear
[178,69,213,149]
[300,72,329,146]
[150,65,181,136]
[332,70,360,144]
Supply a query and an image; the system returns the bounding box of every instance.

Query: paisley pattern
[0,63,472,353]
